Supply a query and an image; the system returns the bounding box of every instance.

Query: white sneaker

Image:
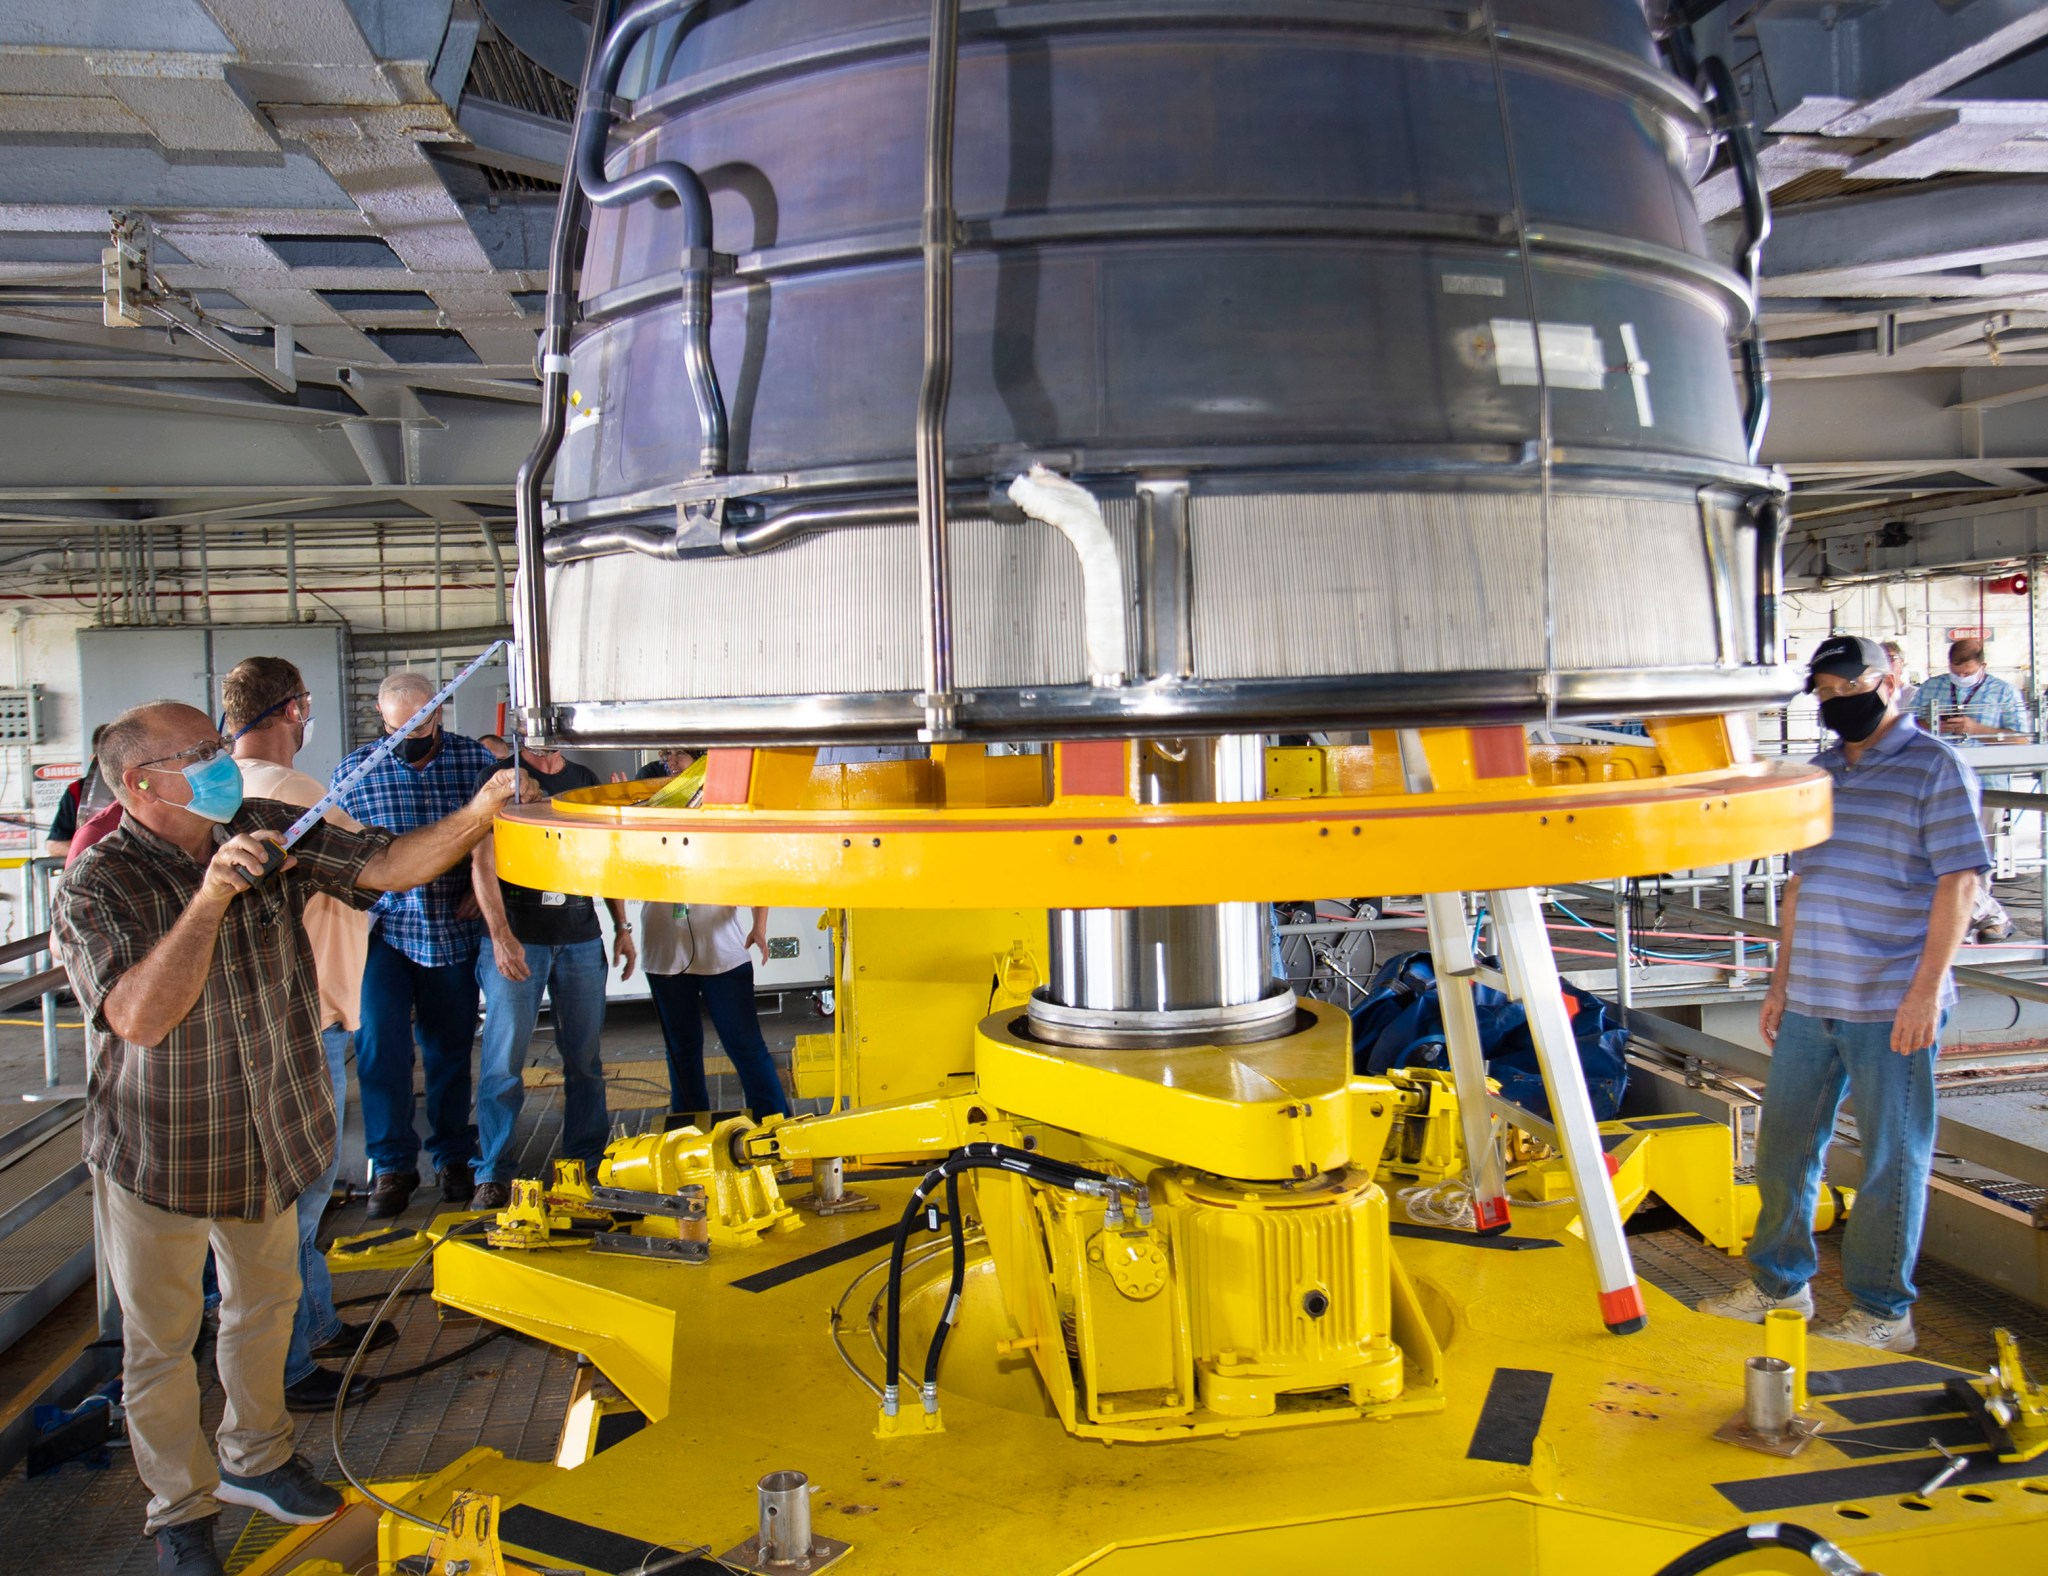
[1814,1307,1916,1353]
[1696,1278,1814,1324]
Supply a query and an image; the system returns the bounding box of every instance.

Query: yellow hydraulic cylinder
[1764,1307,1808,1412]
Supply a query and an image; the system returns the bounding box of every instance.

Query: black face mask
[1819,689,1887,743]
[393,728,438,764]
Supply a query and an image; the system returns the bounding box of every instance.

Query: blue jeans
[357,931,480,1178]
[474,937,611,1186]
[1748,1010,1938,1321]
[285,1025,351,1386]
[647,962,791,1119]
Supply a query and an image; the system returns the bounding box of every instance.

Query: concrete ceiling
[0,0,578,533]
[1689,1,2048,580]
[0,0,2041,587]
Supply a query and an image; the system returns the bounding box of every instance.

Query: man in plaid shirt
[1917,636,2029,941]
[56,700,526,1576]
[331,672,499,1217]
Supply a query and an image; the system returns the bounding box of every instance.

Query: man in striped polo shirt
[1701,634,1987,1352]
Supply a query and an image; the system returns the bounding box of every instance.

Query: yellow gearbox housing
[1163,1168,1406,1418]
[599,1117,800,1248]
[972,1153,1443,1441]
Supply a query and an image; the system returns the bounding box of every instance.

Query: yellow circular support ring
[494,758,1828,909]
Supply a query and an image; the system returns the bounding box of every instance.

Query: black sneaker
[364,1170,419,1220]
[283,1366,377,1411]
[217,1454,345,1525]
[437,1165,474,1204]
[312,1319,398,1360]
[155,1515,224,1576]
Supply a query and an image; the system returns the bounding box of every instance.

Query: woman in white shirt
[640,900,792,1117]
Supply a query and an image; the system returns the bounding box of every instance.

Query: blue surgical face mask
[179,749,246,823]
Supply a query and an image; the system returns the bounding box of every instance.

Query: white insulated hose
[1006,464,1127,687]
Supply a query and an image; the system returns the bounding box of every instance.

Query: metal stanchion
[30,858,59,1087]
[1611,877,1632,1010]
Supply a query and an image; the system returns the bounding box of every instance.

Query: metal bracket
[718,1531,853,1575]
[1712,1411,1822,1458]
[592,1232,709,1263]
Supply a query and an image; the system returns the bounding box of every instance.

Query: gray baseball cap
[1804,634,1889,693]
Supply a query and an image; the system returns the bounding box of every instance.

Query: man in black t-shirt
[468,745,638,1210]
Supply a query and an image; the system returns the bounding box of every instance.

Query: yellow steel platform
[264,1180,2048,1576]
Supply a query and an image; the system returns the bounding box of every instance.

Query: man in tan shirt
[224,658,392,1408]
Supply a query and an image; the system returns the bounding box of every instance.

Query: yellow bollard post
[1765,1308,1808,1413]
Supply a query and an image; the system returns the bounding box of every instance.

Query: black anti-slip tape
[1467,1367,1553,1465]
[1824,1387,1965,1425]
[1715,1447,2047,1514]
[1390,1223,1562,1250]
[728,1218,950,1293]
[1805,1360,1971,1397]
[497,1505,722,1575]
[1822,1413,1988,1459]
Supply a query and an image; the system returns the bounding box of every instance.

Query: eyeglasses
[138,737,232,771]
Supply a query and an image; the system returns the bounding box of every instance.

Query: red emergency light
[1985,573,2030,596]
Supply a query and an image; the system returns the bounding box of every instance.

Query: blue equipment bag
[1347,950,1629,1121]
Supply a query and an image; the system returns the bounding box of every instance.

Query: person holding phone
[1916,637,2026,940]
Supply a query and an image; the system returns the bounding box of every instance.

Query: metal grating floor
[1632,1221,2048,1371]
[0,1080,594,1576]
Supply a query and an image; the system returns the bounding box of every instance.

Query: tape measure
[246,640,509,882]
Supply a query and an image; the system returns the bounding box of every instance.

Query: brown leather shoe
[469,1181,512,1212]
[364,1170,418,1220]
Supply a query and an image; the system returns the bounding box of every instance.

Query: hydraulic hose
[920,1170,968,1404]
[1652,1522,1870,1576]
[573,0,727,477]
[883,1143,1140,1417]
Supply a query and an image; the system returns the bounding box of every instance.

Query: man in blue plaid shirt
[331,672,498,1217]
[1917,637,2028,942]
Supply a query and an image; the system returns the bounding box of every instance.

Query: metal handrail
[1557,884,2048,1009]
[0,969,64,1016]
[0,932,50,970]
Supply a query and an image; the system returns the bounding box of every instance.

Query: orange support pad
[1470,727,1530,780]
[701,748,818,808]
[701,748,755,806]
[1056,740,1128,798]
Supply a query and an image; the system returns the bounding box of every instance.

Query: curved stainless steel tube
[724,498,921,555]
[542,522,694,565]
[512,0,615,743]
[913,0,963,739]
[1698,53,1772,463]
[543,497,930,565]
[1752,494,1784,666]
[574,0,728,476]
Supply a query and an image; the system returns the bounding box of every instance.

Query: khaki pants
[94,1174,300,1531]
